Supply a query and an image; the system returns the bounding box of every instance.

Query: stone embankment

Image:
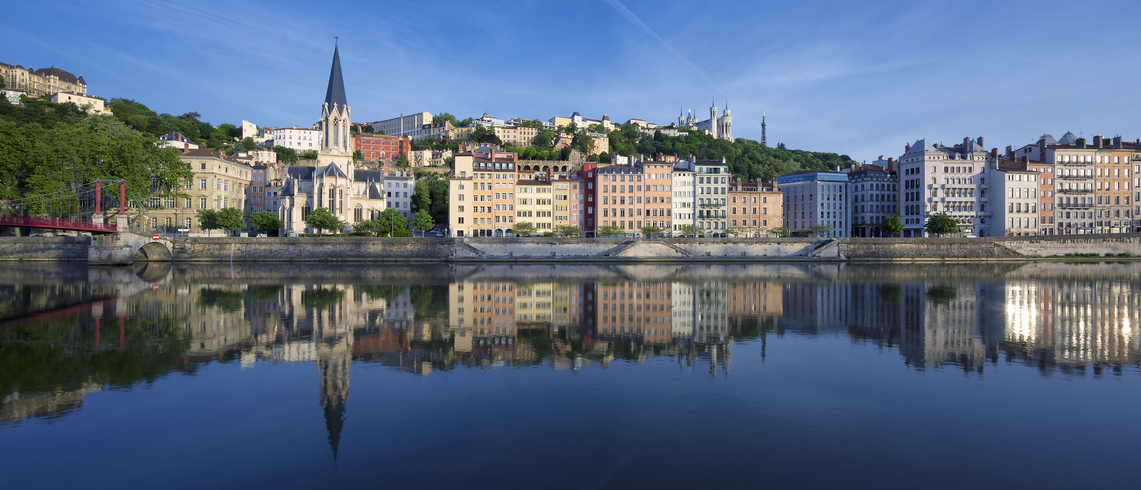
[0,233,1138,263]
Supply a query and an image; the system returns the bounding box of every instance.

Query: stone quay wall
[169,237,453,262]
[0,234,1138,263]
[0,236,90,261]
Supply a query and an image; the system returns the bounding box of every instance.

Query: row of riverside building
[134,45,1141,238]
[777,133,1140,238]
[446,150,784,237]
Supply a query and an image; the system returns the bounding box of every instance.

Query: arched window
[354,205,363,222]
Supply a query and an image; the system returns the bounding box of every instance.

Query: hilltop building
[679,99,734,142]
[0,62,86,97]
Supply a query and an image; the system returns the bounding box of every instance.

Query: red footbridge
[1,179,131,234]
[0,215,118,233]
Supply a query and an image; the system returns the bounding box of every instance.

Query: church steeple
[324,43,347,109]
[320,42,351,155]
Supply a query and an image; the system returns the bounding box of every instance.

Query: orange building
[728,181,783,234]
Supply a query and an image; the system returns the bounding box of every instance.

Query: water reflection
[3,262,1141,436]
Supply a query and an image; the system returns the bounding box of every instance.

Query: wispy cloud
[599,0,721,92]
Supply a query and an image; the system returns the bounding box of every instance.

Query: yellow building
[552,179,573,230]
[0,62,86,97]
[515,179,554,233]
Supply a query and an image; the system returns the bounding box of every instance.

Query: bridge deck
[0,215,118,233]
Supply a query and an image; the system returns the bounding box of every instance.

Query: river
[2,261,1140,489]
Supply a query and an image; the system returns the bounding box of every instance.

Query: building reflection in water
[4,263,1141,457]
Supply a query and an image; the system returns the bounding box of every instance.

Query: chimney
[963,137,970,148]
[1005,145,1013,159]
[1113,136,1122,148]
[977,136,984,147]
[1021,155,1029,166]
[990,148,998,160]
[1093,135,1102,148]
[905,143,911,152]
[1076,137,1086,148]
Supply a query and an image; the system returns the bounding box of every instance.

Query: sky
[4,0,1140,163]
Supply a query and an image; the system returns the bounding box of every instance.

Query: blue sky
[4,0,1139,162]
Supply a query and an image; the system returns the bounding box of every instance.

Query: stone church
[280,44,387,234]
[679,99,734,142]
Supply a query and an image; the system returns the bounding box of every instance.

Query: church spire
[324,43,347,109]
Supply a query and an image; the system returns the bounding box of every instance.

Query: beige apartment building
[142,149,252,235]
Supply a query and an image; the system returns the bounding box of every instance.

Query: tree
[274,146,297,164]
[395,154,410,167]
[352,219,378,236]
[925,213,958,236]
[376,208,408,236]
[216,207,244,233]
[532,129,555,148]
[470,126,502,145]
[0,75,6,90]
[411,209,434,236]
[639,225,664,238]
[250,211,282,236]
[879,216,903,237]
[512,222,537,236]
[196,209,220,236]
[411,180,431,213]
[237,137,257,152]
[300,151,317,160]
[433,112,458,126]
[305,207,344,234]
[555,225,581,237]
[807,224,833,237]
[726,226,749,237]
[768,227,789,237]
[597,225,625,237]
[678,224,703,237]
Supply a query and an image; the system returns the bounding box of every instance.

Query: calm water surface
[2,261,1140,489]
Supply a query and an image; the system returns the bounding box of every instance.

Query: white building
[272,126,321,153]
[989,159,1040,236]
[50,92,106,115]
[776,170,850,237]
[897,137,991,237]
[694,158,730,234]
[158,132,198,151]
[371,112,432,139]
[671,161,697,234]
[383,170,414,221]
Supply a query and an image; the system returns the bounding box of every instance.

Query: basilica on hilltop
[678,98,734,142]
[280,43,387,233]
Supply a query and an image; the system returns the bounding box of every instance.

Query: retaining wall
[0,234,1139,263]
[0,236,89,261]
